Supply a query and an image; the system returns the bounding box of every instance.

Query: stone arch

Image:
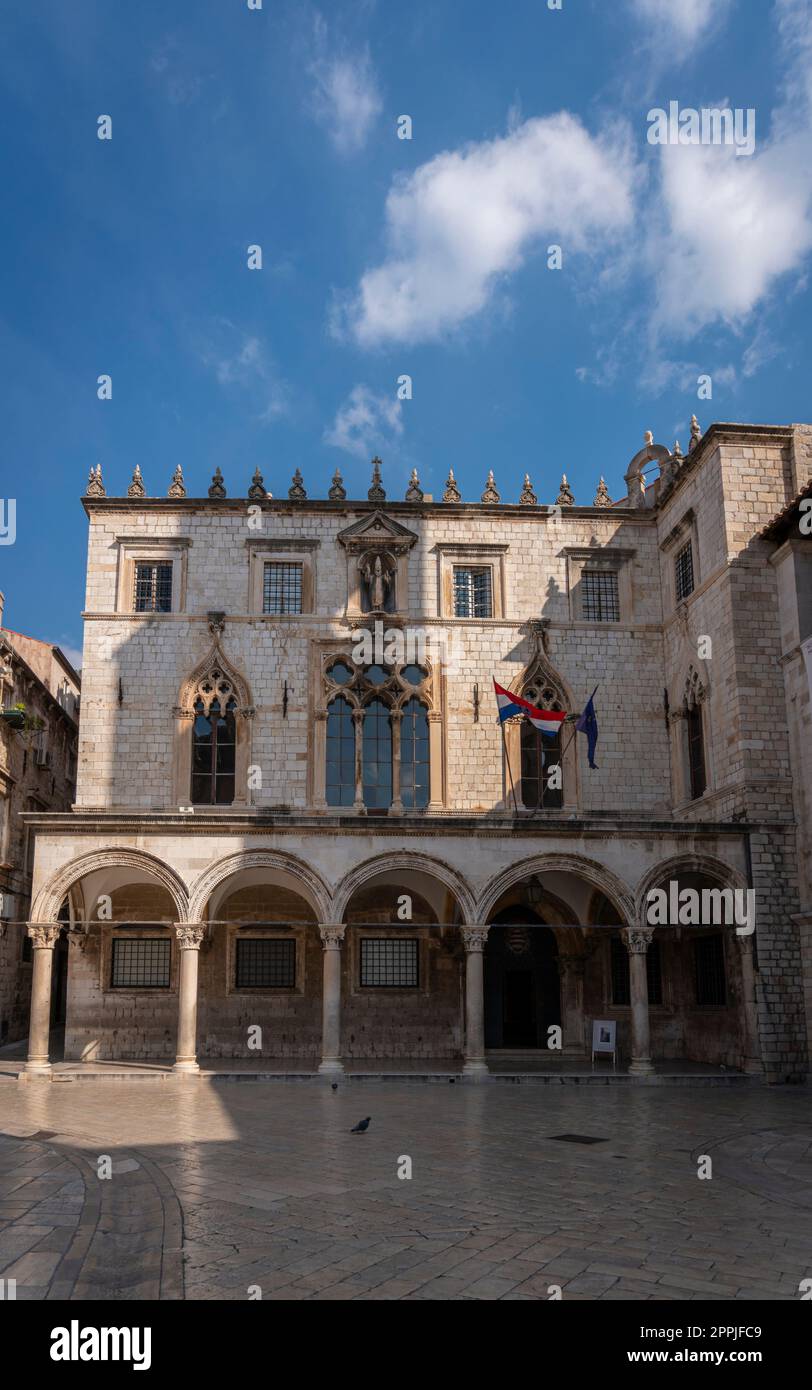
[31,848,190,925]
[332,851,477,925]
[476,852,635,926]
[177,637,253,714]
[188,849,333,924]
[633,853,748,924]
[624,440,672,507]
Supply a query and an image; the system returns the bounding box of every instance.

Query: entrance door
[503,970,536,1046]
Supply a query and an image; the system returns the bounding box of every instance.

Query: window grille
[111,937,171,988]
[675,541,694,601]
[360,937,418,987]
[133,562,173,613]
[235,937,295,988]
[453,567,493,618]
[582,570,619,622]
[263,562,302,615]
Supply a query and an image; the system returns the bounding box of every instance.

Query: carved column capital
[68,925,90,952]
[319,924,346,949]
[27,923,61,950]
[557,952,587,978]
[622,926,654,955]
[174,923,207,951]
[461,925,490,954]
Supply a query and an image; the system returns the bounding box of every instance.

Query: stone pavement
[0,1080,811,1301]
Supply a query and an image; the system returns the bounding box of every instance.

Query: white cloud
[324,385,403,459]
[342,114,635,347]
[647,2,812,337]
[629,0,731,48]
[308,16,381,156]
[198,326,292,423]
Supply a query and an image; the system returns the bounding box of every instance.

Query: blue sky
[2,0,812,666]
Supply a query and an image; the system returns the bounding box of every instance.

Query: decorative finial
[328,467,346,501]
[442,468,461,503]
[519,474,537,505]
[644,430,654,447]
[288,468,307,501]
[405,468,424,502]
[556,474,575,506]
[593,476,611,508]
[673,440,683,462]
[127,464,145,499]
[85,463,106,498]
[368,457,386,502]
[167,464,186,499]
[247,468,267,500]
[690,414,702,450]
[208,467,227,499]
[481,470,500,503]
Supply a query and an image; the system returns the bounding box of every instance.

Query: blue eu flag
[575,692,599,769]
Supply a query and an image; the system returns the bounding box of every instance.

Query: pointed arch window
[192,694,237,805]
[683,667,707,801]
[326,696,355,807]
[321,658,435,811]
[362,698,393,808]
[400,698,429,809]
[519,679,565,810]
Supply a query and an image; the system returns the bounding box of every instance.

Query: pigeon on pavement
[351,1117,371,1133]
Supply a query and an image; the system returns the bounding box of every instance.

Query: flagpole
[560,685,599,762]
[501,720,519,814]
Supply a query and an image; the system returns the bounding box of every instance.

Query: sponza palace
[16,418,812,1081]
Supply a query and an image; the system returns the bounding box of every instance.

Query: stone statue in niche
[359,551,395,612]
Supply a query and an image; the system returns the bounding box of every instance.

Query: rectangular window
[453,566,493,618]
[610,936,662,1006]
[133,562,173,613]
[263,562,303,615]
[110,937,171,988]
[695,934,726,1006]
[582,570,620,622]
[360,937,419,987]
[674,541,694,601]
[235,937,296,989]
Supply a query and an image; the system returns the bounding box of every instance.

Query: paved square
[1,1079,811,1301]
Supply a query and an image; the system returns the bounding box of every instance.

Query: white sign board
[592,1020,616,1053]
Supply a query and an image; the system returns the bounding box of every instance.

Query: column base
[21,1060,52,1079]
[172,1059,200,1075]
[462,1059,489,1076]
[628,1059,655,1076]
[317,1059,345,1075]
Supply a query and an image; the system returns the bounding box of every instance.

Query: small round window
[365,664,391,686]
[327,661,354,685]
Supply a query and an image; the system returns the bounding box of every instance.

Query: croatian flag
[493,681,567,738]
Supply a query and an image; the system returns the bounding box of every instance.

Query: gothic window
[326,697,355,806]
[133,562,173,613]
[191,670,238,805]
[322,657,434,810]
[683,667,707,801]
[519,679,565,809]
[362,699,393,808]
[400,698,430,809]
[453,566,493,618]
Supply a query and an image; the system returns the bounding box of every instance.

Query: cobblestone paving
[1,1080,811,1300]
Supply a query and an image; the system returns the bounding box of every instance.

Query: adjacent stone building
[0,593,80,1044]
[19,421,812,1081]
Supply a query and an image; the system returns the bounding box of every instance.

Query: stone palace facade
[19,420,812,1081]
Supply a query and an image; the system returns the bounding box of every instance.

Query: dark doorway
[484,908,561,1049]
[50,930,68,1026]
